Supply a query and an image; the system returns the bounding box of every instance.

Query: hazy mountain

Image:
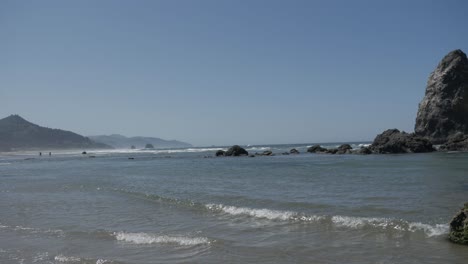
[89,134,192,149]
[0,115,111,151]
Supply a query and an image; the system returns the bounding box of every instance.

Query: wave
[0,221,64,236]
[205,204,448,237]
[54,254,113,263]
[54,255,82,262]
[113,232,211,246]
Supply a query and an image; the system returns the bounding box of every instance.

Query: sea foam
[113,232,210,246]
[205,204,448,237]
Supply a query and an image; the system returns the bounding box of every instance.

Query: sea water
[0,143,467,263]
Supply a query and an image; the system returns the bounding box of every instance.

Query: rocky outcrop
[357,147,372,155]
[145,143,154,149]
[254,150,274,156]
[225,145,248,156]
[439,132,468,151]
[290,148,300,154]
[370,129,434,154]
[449,203,468,245]
[307,145,327,153]
[415,49,468,144]
[336,144,352,154]
[215,150,225,156]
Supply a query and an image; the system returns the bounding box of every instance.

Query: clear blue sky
[1,0,467,146]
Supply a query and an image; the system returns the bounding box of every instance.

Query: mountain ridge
[88,134,192,149]
[0,115,111,151]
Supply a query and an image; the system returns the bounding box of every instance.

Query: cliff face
[415,49,468,144]
[0,115,111,151]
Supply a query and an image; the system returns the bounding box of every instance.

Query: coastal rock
[130,145,136,149]
[254,150,274,156]
[370,129,434,154]
[358,147,372,155]
[225,145,248,156]
[145,143,154,149]
[326,148,338,154]
[290,148,300,154]
[449,203,468,245]
[439,132,468,151]
[336,144,353,154]
[307,145,327,153]
[215,150,226,156]
[415,49,468,144]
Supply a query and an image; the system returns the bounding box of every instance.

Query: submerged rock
[307,145,327,153]
[415,49,468,144]
[225,145,248,156]
[449,203,468,245]
[215,150,226,157]
[370,129,434,154]
[290,148,300,154]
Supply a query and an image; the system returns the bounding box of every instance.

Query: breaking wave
[113,232,211,246]
[205,204,448,237]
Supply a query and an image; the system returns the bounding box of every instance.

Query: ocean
[0,143,467,263]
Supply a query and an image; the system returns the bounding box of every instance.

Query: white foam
[54,255,81,262]
[245,147,271,151]
[113,232,210,246]
[331,215,449,237]
[408,222,449,237]
[96,259,111,264]
[206,203,295,220]
[332,215,393,228]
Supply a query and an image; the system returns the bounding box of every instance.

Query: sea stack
[415,49,468,144]
[449,203,468,245]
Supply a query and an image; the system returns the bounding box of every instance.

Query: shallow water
[0,143,467,263]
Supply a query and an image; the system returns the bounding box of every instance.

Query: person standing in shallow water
[49,152,51,156]
[39,152,42,156]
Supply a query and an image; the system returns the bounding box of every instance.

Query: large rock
[145,143,154,149]
[370,129,434,154]
[225,145,248,156]
[215,150,225,156]
[415,49,468,144]
[336,144,352,154]
[439,132,468,151]
[307,145,327,153]
[449,203,468,245]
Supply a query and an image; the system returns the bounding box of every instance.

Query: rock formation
[449,203,468,245]
[370,129,434,154]
[145,143,154,149]
[415,49,468,144]
[335,144,352,154]
[307,145,327,153]
[439,132,468,151]
[215,150,225,156]
[290,148,300,154]
[224,145,248,156]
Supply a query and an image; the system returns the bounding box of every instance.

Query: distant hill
[0,115,111,151]
[89,134,192,149]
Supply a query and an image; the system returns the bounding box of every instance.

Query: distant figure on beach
[49,152,51,156]
[39,152,42,156]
